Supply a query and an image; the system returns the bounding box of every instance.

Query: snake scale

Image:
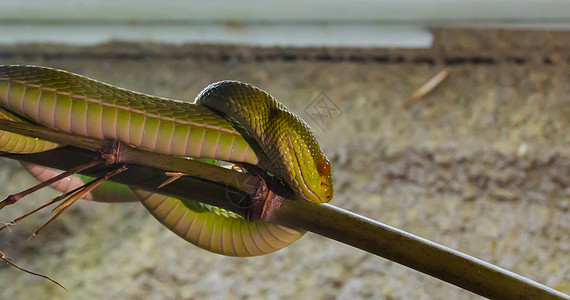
[0,65,333,256]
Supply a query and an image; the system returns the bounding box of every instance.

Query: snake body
[0,65,333,256]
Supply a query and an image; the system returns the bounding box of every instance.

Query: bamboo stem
[0,119,568,299]
[0,119,255,192]
[1,147,254,218]
[261,198,569,300]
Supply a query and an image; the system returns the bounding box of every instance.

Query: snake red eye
[317,160,330,176]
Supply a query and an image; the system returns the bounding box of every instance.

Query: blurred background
[0,1,569,299]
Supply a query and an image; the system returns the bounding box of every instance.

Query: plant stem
[1,119,568,299]
[262,197,569,300]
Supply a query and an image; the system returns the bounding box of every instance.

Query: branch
[262,199,569,300]
[0,119,259,216]
[0,119,568,300]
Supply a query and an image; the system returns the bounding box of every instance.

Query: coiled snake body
[0,66,333,256]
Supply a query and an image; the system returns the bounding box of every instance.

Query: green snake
[0,65,333,256]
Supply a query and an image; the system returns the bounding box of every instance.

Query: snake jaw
[294,168,333,204]
[320,178,333,203]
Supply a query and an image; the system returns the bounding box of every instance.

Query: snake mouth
[320,178,333,202]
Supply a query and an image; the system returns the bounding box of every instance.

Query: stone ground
[0,29,568,299]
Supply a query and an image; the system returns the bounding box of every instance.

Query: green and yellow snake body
[0,66,333,256]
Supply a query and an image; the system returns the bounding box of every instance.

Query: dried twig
[30,165,128,237]
[404,68,450,108]
[0,250,66,290]
[0,160,104,211]
[0,185,84,232]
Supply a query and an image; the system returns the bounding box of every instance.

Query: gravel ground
[0,29,568,299]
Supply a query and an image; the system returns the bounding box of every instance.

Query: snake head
[280,131,334,204]
[196,80,334,204]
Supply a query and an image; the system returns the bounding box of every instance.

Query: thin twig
[0,160,104,211]
[0,185,86,232]
[0,219,14,232]
[31,165,128,237]
[0,250,66,290]
[157,172,185,189]
[404,68,450,108]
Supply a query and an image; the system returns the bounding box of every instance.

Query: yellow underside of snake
[0,65,333,256]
